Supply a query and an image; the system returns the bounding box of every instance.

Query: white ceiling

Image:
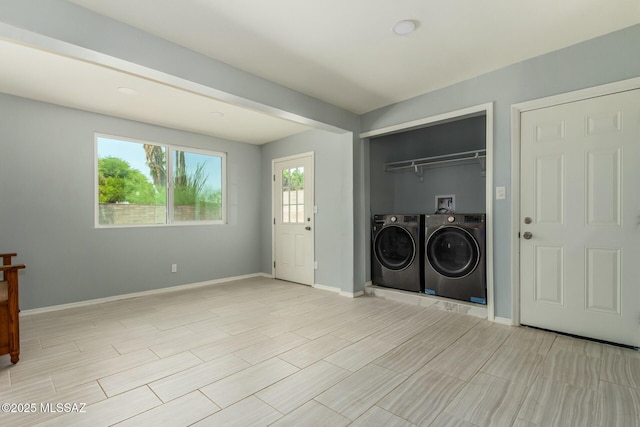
[0,40,312,144]
[2,1,640,143]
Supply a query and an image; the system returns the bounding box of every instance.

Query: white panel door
[273,154,314,286]
[520,89,640,347]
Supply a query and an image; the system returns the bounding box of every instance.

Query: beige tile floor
[0,277,638,426]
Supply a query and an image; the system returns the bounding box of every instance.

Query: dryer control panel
[464,214,484,223]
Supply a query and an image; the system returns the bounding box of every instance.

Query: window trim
[94,133,227,228]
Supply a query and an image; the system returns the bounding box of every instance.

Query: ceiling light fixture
[209,111,225,118]
[117,86,137,95]
[393,20,417,36]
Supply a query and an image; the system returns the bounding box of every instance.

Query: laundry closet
[369,115,488,304]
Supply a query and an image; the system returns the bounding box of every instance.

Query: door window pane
[281,166,304,224]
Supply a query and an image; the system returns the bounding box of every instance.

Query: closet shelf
[384,149,487,180]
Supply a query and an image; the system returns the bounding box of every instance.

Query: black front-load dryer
[424,214,486,304]
[371,214,424,292]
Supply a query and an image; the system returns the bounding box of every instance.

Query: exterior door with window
[273,154,314,285]
[520,89,640,347]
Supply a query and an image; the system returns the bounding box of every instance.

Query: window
[96,135,225,226]
[281,167,305,223]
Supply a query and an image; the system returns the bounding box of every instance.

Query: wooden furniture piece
[0,253,25,364]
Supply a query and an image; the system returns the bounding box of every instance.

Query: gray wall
[0,94,262,309]
[361,24,640,318]
[0,0,360,304]
[391,165,486,214]
[260,129,354,291]
[369,116,486,214]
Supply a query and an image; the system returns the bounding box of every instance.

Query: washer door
[426,226,479,278]
[374,225,416,271]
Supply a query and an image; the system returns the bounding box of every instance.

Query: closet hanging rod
[384,149,486,172]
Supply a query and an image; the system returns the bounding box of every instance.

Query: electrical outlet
[171,264,177,273]
[495,186,506,200]
[314,261,318,270]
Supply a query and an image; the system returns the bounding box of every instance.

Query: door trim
[510,76,640,326]
[271,151,315,281]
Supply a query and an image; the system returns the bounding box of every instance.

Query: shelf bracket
[478,155,486,177]
[412,162,424,182]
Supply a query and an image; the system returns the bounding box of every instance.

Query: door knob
[523,231,533,240]
[305,226,311,231]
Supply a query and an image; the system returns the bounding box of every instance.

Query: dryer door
[426,226,479,278]
[374,225,416,271]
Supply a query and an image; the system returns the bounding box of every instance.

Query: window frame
[94,133,227,228]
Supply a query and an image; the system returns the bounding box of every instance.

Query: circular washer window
[426,226,479,278]
[374,225,416,271]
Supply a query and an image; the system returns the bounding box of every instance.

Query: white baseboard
[313,283,364,298]
[493,316,515,326]
[339,290,365,298]
[22,273,270,316]
[312,283,340,293]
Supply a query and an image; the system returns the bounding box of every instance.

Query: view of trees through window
[96,136,224,226]
[282,167,304,224]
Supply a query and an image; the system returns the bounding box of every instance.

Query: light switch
[495,186,506,200]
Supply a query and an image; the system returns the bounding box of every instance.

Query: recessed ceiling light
[393,20,417,36]
[117,86,137,95]
[209,111,225,118]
